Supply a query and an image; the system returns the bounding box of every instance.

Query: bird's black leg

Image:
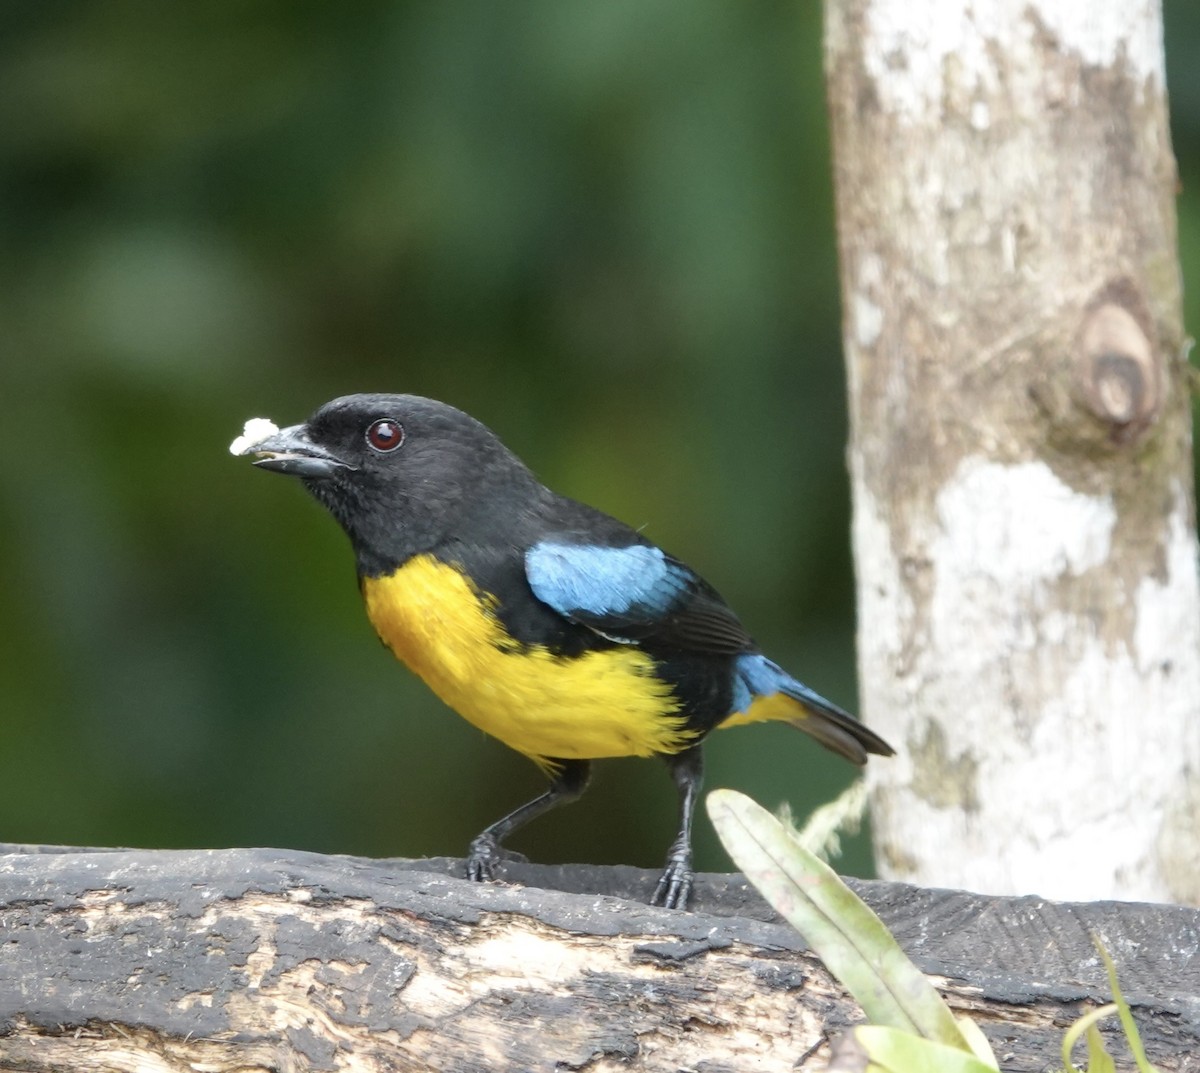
[466,758,591,883]
[652,744,704,910]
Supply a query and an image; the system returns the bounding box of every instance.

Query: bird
[232,393,893,909]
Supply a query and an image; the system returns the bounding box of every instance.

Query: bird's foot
[465,834,528,883]
[651,851,694,910]
[466,833,500,882]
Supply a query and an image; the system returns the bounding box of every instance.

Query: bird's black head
[236,393,542,575]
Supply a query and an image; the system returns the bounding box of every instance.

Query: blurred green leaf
[706,788,996,1065]
[830,1026,1000,1073]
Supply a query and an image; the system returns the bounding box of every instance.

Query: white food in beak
[229,417,281,456]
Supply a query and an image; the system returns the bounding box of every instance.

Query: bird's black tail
[723,653,895,765]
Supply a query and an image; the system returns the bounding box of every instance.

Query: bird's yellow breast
[360,554,692,768]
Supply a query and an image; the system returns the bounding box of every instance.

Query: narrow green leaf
[1093,938,1160,1073]
[706,788,995,1065]
[1085,1025,1117,1073]
[850,1026,1001,1073]
[956,1016,999,1066]
[1061,1003,1119,1072]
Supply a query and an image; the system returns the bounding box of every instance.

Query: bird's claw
[466,833,500,882]
[465,834,529,882]
[651,855,694,910]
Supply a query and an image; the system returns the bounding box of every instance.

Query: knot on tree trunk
[1076,278,1162,445]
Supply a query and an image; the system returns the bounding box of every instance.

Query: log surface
[0,846,1197,1072]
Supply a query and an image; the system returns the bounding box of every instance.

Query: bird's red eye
[366,418,404,453]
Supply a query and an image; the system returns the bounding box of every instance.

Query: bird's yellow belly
[360,555,691,768]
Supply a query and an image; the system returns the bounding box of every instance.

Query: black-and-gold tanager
[234,393,893,909]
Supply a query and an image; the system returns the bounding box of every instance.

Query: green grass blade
[707,788,989,1058]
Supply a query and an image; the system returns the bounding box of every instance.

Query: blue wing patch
[525,542,689,623]
[525,540,755,653]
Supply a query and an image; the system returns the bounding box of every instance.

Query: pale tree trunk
[825,0,1200,903]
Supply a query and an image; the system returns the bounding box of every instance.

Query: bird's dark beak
[238,424,356,479]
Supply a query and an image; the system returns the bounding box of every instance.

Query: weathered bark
[1,847,1199,1072]
[825,0,1200,900]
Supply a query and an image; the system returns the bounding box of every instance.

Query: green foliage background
[2,3,1197,878]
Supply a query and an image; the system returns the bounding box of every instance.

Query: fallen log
[0,845,1196,1072]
